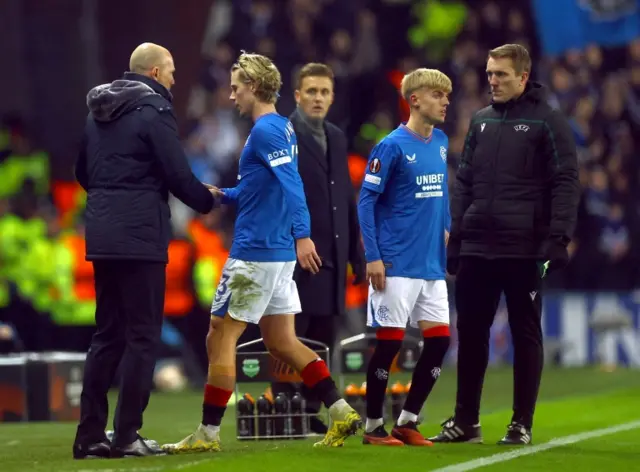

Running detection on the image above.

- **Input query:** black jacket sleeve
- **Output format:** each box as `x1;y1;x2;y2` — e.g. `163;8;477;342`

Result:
542;110;580;245
347;181;366;283
448;117;477;253
147;110;215;214
74;131;89;191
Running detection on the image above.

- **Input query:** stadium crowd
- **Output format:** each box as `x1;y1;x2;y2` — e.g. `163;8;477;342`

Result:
0;0;639;363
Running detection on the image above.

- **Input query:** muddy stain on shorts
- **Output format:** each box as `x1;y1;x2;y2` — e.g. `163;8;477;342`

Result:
228;262;262;312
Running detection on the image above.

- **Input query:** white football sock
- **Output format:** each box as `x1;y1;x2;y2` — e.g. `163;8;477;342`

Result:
328;398;349;416
365;417;384;433
397;410;418;426
201;423;220;437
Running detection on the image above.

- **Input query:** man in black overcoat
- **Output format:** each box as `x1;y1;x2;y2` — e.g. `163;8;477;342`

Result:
271;63;366;433
73;42;217;459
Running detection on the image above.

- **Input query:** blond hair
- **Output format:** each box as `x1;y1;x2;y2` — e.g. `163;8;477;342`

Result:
488;44;531;75
400;69;452;103
231;51;282;104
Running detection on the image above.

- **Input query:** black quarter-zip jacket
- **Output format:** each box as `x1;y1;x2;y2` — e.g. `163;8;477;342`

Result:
449;81;580;259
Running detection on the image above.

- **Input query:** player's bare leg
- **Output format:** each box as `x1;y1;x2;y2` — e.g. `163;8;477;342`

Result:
363;328;405;446
162;315;246;454
391;321;449;446
260;315;362;447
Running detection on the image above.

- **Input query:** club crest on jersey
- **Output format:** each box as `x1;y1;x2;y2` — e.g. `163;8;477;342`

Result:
369;158;381;174
440;146;447;162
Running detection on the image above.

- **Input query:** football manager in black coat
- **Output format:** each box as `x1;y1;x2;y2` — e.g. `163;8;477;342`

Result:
270;63;365;433
73;43;217;459
430;44;580;446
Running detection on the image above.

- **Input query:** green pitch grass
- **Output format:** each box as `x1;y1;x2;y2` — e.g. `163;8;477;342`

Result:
1;367;639;472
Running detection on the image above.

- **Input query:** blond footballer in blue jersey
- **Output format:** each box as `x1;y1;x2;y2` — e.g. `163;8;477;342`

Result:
358;69;452;446
163;52;361;454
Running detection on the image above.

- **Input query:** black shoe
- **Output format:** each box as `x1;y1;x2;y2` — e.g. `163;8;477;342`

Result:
73;441;111;459
111;436;166;458
497;422;532;445
309;415;328;434
428;416;483;443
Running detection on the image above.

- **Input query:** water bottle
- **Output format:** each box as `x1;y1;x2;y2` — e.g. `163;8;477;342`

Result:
256;394;274;439
290;392;306;439
237;393;255;440
274;393;290;438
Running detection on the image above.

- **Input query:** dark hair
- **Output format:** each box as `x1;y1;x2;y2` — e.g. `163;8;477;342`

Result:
488;44;532;75
295;63;335;90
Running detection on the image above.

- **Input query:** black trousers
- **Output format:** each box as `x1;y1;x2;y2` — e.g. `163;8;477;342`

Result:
75;260;165;446
271;313;337;413
454;257;543;429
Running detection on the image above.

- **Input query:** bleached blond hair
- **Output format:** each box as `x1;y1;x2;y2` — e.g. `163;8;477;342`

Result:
231;51;282;104
400;68;452;103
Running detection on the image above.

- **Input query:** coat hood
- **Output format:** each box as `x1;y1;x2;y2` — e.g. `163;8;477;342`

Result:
86;80;157;122
521;81;548;102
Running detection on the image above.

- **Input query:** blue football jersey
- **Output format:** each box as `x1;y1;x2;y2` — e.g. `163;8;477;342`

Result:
358;124;451;279
221;113;311;262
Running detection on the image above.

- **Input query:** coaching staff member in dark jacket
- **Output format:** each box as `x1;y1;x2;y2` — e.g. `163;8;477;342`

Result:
271;63;365;432
73;43;217;459
430;44;579;446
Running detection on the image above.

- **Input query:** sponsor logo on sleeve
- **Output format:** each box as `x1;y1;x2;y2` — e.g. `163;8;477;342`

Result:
267;149;292;167
365;174;381;185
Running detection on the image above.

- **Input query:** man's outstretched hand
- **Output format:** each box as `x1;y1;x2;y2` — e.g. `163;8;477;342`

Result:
203;183;224;199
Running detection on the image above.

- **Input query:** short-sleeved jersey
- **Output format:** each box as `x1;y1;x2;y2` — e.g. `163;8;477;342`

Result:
361;124;451;279
221;113;310;262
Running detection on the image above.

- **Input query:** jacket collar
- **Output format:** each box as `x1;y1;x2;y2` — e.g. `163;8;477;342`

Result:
291;108;321;130
122;72;173;102
491;81;547;110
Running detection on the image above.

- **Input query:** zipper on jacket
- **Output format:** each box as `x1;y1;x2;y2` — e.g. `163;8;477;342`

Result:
487;108;508;254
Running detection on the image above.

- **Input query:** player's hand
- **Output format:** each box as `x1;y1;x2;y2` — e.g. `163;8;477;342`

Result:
445;230;450;247
367;260;386;291
205;184;224;199
297;238;322;274
209;188;224;198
